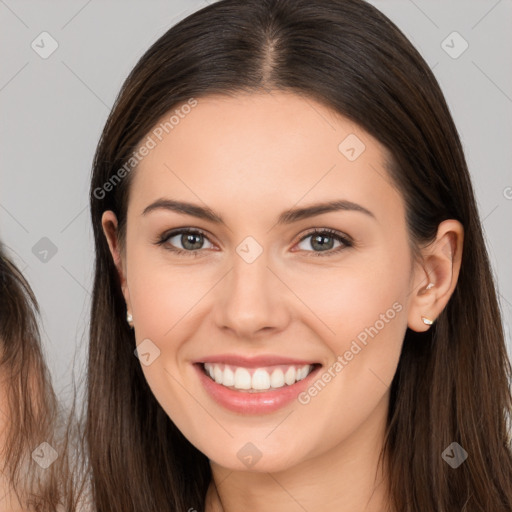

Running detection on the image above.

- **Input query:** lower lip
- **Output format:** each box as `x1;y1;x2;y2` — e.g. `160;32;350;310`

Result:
194;363;321;414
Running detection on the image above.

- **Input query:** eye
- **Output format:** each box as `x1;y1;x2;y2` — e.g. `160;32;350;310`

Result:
294;228;353;257
155;227;353;258
155;228;214;257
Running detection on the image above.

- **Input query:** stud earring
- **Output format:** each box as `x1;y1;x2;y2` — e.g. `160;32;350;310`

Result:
421;316;433;326
425;282;434;290
127;312;133;326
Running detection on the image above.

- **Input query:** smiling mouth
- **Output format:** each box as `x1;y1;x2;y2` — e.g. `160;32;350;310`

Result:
199;362;321;393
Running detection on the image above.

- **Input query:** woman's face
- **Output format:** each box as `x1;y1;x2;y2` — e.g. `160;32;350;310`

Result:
103;91;428;472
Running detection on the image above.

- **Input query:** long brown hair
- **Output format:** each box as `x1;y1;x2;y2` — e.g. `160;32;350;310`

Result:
86;0;512;510
0;243;72;511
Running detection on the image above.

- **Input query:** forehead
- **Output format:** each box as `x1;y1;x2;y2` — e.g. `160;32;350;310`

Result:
129;92;401;222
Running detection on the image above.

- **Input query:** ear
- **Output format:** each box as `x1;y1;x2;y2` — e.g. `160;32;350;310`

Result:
101;210;131;311
407;219;464;332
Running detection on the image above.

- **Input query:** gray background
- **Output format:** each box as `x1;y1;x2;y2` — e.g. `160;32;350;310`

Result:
1;0;511;401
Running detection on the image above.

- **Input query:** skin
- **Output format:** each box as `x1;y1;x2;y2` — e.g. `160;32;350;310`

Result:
102;91;463;512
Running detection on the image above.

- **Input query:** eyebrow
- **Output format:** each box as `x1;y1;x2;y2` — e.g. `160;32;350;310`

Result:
141;198;375;225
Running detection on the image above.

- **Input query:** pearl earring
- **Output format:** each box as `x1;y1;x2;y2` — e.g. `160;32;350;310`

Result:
127;312;133;325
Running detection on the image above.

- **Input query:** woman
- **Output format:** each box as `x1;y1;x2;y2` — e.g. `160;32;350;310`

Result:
86;0;512;510
0;243;71;511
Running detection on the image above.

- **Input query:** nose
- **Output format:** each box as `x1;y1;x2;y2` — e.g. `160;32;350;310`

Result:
213;246;291;340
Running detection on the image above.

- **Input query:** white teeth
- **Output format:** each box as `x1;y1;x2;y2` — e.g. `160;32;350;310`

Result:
234;367;251;389
223;366;235;387
203;363;314;391
270;369;285;388
297;365;309;381
214;365;223;384
284;367;296;385
251;369;271;390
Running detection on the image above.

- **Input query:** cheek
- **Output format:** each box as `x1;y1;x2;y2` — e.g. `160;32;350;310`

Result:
126;252;213;416
128;252;209;337
290;244;410;416
287;247;411;351
127;260;199;432
291;291;408;459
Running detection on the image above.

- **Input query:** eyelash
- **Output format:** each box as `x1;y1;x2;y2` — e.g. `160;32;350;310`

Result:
155;227;353;258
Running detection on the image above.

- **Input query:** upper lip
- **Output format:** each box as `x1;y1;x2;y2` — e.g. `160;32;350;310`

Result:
195;354;320;368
